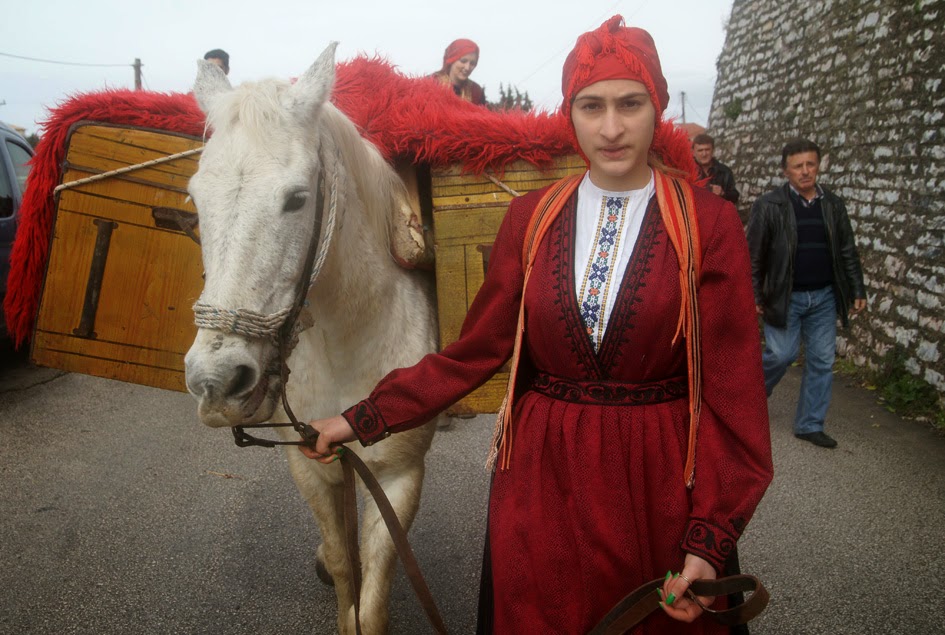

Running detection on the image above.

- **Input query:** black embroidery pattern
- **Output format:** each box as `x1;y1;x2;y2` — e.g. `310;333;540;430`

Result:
551;194;601;378
682;519;737;567
557;196;605;379
598;198;663;372
344;399;388;442
530;372;687;405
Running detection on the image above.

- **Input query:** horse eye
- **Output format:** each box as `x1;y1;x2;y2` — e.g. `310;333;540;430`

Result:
284;192;308;213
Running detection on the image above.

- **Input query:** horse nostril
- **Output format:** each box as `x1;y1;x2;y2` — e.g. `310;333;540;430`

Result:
227;364;258;398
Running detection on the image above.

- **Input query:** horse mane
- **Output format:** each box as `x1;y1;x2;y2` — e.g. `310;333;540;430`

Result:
320;103;398;253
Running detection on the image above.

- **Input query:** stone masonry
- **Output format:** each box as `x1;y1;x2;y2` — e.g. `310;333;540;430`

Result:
708;0;945;397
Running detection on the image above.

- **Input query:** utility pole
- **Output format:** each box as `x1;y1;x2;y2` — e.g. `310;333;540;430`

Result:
133;58;142;91
680;91;686;123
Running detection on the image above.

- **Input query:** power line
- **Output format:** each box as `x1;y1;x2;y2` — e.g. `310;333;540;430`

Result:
0;51;129;68
684;93;706;124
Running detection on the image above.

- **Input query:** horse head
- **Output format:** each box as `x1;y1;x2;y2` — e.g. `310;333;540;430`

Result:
184;43;338;427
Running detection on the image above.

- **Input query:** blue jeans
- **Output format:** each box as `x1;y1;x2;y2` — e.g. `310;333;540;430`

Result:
762;287;837;435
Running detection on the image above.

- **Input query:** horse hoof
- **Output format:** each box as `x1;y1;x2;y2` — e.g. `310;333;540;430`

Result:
315;557;335;587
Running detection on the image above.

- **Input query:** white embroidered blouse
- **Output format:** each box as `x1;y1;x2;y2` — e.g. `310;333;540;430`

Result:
573;170;655;351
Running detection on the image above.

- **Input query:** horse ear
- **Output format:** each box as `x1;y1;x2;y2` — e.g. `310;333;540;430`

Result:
286;42;339;120
194;59;232;114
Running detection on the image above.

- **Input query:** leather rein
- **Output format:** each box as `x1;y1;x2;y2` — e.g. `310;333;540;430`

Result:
196;167;448;635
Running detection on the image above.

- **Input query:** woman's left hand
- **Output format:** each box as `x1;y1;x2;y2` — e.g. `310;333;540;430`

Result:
659;554;717;623
299;415;357;463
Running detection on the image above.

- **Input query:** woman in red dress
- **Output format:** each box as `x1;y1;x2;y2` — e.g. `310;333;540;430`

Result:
431;38;486;105
306;16;772;634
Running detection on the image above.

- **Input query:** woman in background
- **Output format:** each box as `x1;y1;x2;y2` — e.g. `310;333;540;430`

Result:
431;38;486;105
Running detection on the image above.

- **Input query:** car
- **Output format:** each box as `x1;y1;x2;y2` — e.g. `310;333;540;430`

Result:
0;122;35;341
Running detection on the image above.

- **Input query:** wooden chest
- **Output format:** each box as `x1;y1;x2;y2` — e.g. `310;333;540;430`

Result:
430;154;585;414
31;124;204;392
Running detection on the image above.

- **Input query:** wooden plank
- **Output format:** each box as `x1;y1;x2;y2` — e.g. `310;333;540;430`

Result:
31;343;186;392
433;244;468;346
430;154;584;413
430;168;583;193
71;125;203;163
33;330;187;377
57;183;197;232
430;207;507;244
64;126;202;182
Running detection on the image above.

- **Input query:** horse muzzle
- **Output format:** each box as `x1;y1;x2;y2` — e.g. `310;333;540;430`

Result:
184;331;282;426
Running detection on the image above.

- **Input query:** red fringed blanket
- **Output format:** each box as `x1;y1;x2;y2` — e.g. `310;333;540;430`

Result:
5;55;693;347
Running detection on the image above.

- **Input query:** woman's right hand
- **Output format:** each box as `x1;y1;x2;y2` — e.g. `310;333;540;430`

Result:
300;415;357;463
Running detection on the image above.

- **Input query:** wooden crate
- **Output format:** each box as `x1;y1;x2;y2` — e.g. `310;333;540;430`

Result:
431;154;585;414
32;124;203;392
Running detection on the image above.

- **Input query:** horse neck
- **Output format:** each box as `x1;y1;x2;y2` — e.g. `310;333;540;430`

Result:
306;107;427;349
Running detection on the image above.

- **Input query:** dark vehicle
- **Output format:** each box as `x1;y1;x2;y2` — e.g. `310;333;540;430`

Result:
0;122;34;340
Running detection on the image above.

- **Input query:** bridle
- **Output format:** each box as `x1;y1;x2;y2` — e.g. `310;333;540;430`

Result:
190;158;448;634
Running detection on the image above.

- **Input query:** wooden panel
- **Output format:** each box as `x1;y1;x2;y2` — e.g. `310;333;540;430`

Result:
431;155;584;413
32;124;203;392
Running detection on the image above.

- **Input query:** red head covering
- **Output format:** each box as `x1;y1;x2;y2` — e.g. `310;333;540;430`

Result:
442;39;480;70
561;15;668;120
560;15;697;181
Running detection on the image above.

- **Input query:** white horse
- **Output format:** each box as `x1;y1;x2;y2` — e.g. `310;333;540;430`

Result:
184;43;440;634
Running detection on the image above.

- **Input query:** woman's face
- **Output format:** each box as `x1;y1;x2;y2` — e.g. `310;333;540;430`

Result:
448;54;478;86
571;79;656;191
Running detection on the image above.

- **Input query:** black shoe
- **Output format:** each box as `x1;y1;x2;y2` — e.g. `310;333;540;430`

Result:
795;431;838;448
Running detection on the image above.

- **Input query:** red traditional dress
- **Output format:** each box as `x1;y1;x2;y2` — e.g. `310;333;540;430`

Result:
343;173;773;634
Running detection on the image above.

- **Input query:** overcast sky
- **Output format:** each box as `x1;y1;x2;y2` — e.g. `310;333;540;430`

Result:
1;0;734;137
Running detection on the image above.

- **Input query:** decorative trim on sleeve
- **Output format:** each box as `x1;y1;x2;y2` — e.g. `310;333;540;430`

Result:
681;518;739;573
342;399;391;446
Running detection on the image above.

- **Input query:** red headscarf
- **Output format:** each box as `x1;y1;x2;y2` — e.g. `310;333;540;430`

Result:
560;15;697;181
561;16;668;119
442;39;480;71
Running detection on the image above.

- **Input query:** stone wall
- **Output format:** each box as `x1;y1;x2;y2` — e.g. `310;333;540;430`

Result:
709;0;945;397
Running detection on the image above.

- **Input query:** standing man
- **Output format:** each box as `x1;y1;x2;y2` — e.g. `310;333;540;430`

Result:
692;133;740;204
747;138;867;448
203;49;230;75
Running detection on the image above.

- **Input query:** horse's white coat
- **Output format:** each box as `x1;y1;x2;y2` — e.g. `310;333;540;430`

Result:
186;44;440;634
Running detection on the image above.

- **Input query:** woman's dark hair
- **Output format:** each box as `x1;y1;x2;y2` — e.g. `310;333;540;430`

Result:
781;138;820;168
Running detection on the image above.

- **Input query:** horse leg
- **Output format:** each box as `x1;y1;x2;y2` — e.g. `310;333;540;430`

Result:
356;461;426;635
285;452;357;634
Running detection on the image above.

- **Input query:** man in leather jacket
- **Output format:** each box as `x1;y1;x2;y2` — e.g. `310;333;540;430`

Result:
693;133;740;205
746;138;866;449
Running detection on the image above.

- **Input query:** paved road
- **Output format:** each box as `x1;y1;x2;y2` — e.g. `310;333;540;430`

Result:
1;347;943;634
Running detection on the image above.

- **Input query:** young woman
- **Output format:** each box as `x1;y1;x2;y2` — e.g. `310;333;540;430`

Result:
306;16;772;634
431;38;486;105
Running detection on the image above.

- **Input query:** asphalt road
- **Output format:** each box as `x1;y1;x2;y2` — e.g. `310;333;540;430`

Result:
1;346;943;634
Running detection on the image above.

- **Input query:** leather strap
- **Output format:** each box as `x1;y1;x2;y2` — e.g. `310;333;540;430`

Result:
339;447;449;634
588;574;769;635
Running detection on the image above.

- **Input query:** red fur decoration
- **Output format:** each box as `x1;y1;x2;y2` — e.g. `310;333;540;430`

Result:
4;56;696;347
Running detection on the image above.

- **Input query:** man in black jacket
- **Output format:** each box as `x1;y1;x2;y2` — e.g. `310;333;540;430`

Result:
692;133;739;205
747;138;866;449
